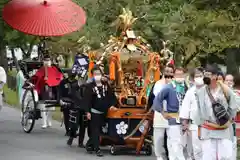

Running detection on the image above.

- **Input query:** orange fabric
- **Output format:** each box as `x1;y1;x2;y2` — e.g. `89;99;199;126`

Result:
201;124;226;130
154;68;160;81
88;61;95;78
201;121;229;130
109;60;115;80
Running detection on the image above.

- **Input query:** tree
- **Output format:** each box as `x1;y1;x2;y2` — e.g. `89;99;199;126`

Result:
157;0;240;67
0;0;8;69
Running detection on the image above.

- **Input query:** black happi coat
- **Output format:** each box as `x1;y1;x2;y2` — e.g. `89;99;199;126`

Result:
58;78;88;111
83;82;117;114
58;78;78;104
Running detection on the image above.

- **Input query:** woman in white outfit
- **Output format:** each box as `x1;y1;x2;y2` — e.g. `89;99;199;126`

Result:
180;67;204;160
0;66;6;111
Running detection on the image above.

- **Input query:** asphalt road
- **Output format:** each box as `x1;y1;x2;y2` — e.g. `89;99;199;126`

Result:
0;104;155;160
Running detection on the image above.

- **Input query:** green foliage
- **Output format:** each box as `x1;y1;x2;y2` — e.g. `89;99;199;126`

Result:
158;1;240;66
3;85;18;106
1;0;240;67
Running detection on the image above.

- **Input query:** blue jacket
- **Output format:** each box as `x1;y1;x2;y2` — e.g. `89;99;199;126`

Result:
153;82;186;125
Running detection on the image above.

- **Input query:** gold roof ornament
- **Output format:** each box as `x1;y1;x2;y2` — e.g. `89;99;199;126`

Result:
111;8;138;32
84;8;166;109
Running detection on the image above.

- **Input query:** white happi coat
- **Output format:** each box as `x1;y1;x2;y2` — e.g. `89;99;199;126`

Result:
179;86;202;160
195;84;238;160
152;79;168;160
153;79;169;128
0;66;6;111
0;66;6;92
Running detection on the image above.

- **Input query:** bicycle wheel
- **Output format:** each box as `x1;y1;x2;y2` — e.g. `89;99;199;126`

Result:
21;88;37;133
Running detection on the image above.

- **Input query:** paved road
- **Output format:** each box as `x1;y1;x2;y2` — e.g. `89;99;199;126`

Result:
0;104;155;160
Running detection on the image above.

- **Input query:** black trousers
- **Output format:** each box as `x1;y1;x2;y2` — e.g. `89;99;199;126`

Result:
77;110;88;144
86;112;104;150
62;108;70;133
63;107;88;144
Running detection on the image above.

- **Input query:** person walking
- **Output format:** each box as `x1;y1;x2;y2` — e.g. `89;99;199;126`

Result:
152;64;174;160
85;67;117;157
0;66;6;111
153;67;187;160
195;64;238;160
179;67;204;160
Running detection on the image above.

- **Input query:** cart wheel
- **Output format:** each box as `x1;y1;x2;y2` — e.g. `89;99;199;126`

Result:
144;144;152;156
21;89;37;133
110;146;117;155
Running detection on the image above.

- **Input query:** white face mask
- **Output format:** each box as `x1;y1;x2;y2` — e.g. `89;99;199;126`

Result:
175;78;185;83
44;61;51;67
194;77;204;86
226;82;233;88
94;75;102;82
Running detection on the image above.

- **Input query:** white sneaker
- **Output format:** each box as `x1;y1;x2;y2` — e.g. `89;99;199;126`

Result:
47;121;52;127
42;124;47;129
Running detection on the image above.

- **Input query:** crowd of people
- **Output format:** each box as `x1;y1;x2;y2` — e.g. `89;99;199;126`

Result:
1;54;240;159
152;63;240;160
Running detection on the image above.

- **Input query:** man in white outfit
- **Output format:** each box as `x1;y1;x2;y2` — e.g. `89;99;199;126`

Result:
40;55;55;128
153;67;187;160
180;67;204;160
0;66;6;111
153;64;174;160
195;65;238;160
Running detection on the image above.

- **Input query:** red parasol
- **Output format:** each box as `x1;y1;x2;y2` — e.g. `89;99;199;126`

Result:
2;0;86;36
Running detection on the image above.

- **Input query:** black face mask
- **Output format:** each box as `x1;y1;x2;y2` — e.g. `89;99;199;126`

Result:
164;75;174;79
203;77;211;85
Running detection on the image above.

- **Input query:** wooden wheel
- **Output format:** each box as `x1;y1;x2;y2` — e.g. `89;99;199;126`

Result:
110;145;117;155
144;144;152;156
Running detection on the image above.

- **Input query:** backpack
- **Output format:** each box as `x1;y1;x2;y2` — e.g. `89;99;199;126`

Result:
207;82;231;126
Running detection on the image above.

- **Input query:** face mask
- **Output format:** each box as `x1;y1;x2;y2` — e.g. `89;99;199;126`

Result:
175;78;185;83
94;75;102;82
203;77;211;85
194;77;204;86
226;82;233;88
44;61;51;67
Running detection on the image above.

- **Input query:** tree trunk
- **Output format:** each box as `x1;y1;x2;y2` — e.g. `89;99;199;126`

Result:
64;55;69;68
182;51;200;67
226;48;239;75
11;48;20;71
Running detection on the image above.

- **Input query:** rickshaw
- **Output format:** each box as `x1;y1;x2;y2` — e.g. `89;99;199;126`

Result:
19;58;66;133
86;8;172;155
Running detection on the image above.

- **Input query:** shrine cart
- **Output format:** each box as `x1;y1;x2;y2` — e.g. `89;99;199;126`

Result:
86;8;172;156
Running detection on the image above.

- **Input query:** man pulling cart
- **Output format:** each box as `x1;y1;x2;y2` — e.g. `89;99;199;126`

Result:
2;0;87;133
59;53;90;147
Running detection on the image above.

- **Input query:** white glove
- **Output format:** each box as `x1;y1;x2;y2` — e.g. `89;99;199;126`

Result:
60;100;68;106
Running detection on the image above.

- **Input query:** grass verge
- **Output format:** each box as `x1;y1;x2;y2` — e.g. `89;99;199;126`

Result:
3;85;19;106
3;85;62;121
